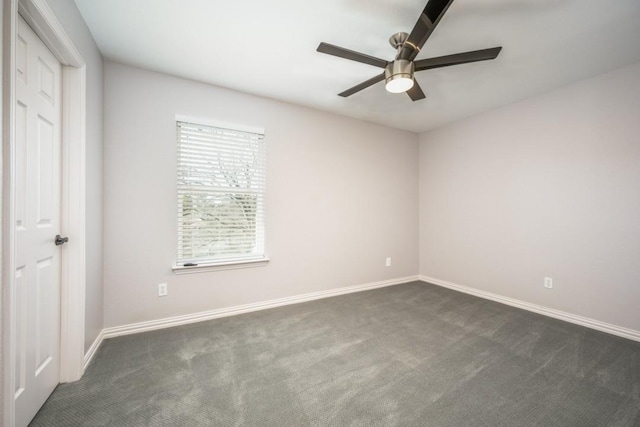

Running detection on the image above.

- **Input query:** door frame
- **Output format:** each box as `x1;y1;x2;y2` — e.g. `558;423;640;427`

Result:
2;0;87;425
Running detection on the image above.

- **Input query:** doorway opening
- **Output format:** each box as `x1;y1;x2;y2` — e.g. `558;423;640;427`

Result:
3;0;87;425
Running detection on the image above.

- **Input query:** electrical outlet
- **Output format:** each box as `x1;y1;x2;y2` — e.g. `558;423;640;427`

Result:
158;283;168;296
544;277;553;289
386;257;392;267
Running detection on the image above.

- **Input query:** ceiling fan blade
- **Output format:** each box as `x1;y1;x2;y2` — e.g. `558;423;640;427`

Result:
406;81;426;101
338;73;385;97
317;42;389;68
414;47;502;71
399;0;455;62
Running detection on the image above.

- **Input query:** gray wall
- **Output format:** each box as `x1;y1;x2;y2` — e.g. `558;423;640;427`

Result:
419;62;640;331
46;0;104;353
103;61;419;328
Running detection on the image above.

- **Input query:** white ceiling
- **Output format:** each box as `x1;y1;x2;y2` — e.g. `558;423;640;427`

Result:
74;0;640;133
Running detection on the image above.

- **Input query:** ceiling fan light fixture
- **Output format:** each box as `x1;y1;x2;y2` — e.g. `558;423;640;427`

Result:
385;60;415;93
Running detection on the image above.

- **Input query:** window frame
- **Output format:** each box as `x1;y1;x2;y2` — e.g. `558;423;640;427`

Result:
172;115;268;274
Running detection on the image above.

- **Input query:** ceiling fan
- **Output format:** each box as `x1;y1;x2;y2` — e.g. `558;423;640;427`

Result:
316;0;502;101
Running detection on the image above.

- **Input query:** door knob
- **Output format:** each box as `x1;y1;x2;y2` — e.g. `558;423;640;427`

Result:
55;235;69;246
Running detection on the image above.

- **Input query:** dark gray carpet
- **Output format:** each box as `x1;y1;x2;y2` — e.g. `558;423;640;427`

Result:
31;281;640;426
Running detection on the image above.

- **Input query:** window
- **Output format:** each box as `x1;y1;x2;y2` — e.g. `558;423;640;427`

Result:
176;119;266;270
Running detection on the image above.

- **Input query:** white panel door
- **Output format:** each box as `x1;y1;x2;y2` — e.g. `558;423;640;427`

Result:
14;16;63;427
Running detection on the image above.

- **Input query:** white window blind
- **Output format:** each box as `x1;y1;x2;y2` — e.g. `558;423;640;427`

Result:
177;120;266;265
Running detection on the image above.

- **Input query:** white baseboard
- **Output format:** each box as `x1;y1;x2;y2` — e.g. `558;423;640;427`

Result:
83;329;105;372
102;275;420;339
420;275;640;342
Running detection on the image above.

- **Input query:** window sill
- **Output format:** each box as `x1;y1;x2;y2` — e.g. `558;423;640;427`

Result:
172;258;270;275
